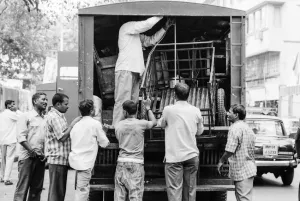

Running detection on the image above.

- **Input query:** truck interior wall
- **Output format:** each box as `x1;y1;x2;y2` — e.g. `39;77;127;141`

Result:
92;16;239;126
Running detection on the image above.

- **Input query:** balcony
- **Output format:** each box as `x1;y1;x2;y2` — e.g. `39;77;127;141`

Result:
246;27;283;58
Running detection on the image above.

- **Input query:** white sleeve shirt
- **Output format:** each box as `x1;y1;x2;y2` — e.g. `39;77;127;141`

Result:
115;17;165;75
69;116;110;170
160;101;203;163
0;109;19;145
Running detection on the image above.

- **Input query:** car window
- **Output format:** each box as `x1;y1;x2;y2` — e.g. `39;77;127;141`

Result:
246;120;284;136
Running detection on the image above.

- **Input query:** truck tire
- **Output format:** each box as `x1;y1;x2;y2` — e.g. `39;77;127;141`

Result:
211;191;227;201
281;168;294;186
217;88;226;126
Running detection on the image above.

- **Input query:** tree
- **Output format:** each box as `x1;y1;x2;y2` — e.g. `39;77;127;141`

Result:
0;0;55;83
0;0;129;84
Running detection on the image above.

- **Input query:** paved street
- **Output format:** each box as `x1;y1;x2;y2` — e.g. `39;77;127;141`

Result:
0;163;76;201
0;162;300;201
227;168;300;201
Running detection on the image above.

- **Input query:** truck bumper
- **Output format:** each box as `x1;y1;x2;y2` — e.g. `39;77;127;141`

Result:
256;160;298;168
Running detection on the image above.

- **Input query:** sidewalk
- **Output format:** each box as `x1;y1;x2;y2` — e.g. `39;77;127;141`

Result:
0;162;76;201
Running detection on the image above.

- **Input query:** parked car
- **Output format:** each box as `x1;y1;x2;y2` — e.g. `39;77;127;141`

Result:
246;115;297;185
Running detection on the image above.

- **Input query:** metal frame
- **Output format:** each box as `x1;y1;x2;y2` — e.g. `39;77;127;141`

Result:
78;16;94;102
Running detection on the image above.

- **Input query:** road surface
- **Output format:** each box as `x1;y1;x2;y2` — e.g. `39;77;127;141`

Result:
0;162;299;201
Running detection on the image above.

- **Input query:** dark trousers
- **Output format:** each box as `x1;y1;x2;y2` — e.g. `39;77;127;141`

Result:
48;164;68;201
13;158;45;201
165;156;199;201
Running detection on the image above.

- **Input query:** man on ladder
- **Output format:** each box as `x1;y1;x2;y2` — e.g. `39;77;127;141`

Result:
112;16;174;126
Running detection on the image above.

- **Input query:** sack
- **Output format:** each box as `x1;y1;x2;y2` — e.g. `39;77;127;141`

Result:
93;95;102;122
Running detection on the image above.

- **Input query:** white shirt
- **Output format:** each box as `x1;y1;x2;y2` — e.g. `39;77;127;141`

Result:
69;116;110;170
159;101;204;163
0;109;19;145
115;16;165;75
17;110;46;160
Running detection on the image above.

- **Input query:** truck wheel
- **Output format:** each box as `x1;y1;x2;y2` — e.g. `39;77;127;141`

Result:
217;88;226;126
211;191;227;201
281;168;294;186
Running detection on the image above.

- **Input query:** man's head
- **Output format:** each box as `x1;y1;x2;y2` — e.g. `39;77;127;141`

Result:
5;100;16;111
174;83;190;101
122;100;138;117
227;104;246;123
52;93;69;113
32;92;48;111
79;99;95;117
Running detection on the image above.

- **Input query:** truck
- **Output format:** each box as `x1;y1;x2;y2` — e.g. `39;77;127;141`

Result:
77;1;246;201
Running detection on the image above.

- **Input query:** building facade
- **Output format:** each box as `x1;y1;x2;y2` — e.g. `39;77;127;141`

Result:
203;0;300;117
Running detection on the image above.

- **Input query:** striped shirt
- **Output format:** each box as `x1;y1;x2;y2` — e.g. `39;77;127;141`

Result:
45;108;70;166
225;120;257;181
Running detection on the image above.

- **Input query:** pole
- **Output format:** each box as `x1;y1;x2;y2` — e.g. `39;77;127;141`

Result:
264;54;267;107
174;20;177;85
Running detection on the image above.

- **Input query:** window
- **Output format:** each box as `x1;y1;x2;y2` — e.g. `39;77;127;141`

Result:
60;67;78;80
255;9;261;31
273;6;281;28
247;6;267;34
246;52;280;81
261;6;266;28
248;13;254;34
246;17;249;33
247;120;284;136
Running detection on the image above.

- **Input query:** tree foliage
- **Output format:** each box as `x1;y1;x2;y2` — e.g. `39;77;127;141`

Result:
0;0;52;82
0;0;131;84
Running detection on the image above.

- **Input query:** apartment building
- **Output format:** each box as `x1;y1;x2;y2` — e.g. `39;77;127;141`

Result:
203;0;300;117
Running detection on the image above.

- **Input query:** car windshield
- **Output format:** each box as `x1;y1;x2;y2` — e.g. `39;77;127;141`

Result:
246;120;284;136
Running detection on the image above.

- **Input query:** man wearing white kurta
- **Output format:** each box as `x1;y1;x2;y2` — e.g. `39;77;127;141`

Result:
0;100;19;185
113;17;172;126
69;100;110;201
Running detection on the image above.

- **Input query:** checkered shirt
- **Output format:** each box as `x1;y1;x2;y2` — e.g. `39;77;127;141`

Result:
225;120;257;181
45;108;71;166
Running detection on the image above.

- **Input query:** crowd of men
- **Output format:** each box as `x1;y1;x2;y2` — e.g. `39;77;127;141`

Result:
0;15;256;201
0;86;256;201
